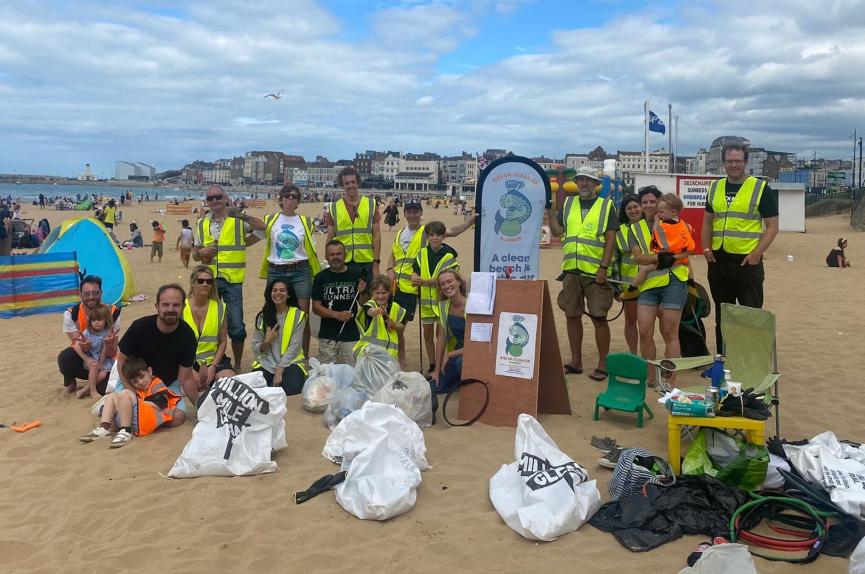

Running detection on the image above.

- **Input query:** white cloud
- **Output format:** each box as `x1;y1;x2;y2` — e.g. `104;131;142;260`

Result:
232;117;281;127
415;95;435;106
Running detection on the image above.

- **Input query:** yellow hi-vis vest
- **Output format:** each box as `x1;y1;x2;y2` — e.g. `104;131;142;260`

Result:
708;176;766;255
258;213;321;279
638;221;691;293
615;225;638;284
562;196;613;274
392;225;426;294
417;247;459;319
353;300;407;359
251;307;308;375
182;299;225;364
329;197;374;263
436;299;460;353
197;215;247;283
104;205;116;225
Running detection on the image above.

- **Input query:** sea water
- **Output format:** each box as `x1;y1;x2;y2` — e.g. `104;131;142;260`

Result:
0;182;192;203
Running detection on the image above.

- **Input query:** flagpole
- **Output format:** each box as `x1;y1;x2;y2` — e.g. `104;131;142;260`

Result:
668;104;673;173
644;101;649;174
675;115;679;173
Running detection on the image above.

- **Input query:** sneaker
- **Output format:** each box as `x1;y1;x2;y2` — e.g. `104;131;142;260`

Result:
80;426;111;443
110;429;133;448
590;435;619;454
597;447;622;469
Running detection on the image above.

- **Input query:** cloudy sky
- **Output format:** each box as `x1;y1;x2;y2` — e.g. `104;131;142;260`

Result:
1;0;863;176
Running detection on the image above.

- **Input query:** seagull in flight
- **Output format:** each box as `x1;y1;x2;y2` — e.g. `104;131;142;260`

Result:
264;90;284;100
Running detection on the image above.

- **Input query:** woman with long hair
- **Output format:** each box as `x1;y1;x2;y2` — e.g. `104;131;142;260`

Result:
250;278;308;395
430;268;467;394
183;265;235;389
615;194;643;354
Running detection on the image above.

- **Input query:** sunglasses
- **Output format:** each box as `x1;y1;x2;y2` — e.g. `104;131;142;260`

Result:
195;277;214;285
205;194;224;202
281;194;300;200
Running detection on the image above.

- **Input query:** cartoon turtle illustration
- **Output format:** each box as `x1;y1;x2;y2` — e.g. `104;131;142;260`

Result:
494;179;532;237
276;224;300;260
505;316;530;357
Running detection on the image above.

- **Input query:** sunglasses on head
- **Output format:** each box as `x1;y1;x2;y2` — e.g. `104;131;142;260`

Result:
195;277;214;285
205;194;224;201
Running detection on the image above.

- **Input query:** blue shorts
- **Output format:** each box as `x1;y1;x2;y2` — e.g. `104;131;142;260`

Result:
393;288;418;323
216;278;246;342
637;276;688;310
267;263;313;299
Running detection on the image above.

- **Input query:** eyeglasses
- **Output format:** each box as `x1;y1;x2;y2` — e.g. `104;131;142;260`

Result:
205;194;224;201
195;278;214;285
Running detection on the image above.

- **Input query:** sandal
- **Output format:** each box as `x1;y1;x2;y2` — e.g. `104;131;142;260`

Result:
588;369;607;382
563;364;583;375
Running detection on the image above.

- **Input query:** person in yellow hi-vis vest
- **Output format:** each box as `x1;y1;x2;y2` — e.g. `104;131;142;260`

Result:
546;166;618;382
353;275;406;360
386;199;476;368
250;279;308;395
192;186;265;371
325;166;381;288
183;265;235;389
411;221;459;375
701;143;779;353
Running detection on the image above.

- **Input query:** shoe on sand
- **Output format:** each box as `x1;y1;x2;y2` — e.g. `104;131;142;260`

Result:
597;447;623;469
110;429;132;448
590;435;619;454
80;426;111;443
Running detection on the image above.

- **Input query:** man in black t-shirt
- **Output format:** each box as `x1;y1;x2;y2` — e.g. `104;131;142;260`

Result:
312;240;367;365
701;144;779;353
117;284;198;426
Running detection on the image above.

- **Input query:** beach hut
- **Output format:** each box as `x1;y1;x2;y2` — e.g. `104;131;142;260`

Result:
39;218;135;306
0;252;81;318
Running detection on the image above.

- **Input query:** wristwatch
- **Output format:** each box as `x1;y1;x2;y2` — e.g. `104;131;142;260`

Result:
373;259;381;263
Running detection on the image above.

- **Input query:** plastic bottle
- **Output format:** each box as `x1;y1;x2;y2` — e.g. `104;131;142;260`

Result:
710;355;725;388
721;369;732;399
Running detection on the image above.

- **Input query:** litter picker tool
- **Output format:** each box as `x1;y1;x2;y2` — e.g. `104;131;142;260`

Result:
333;280;362;349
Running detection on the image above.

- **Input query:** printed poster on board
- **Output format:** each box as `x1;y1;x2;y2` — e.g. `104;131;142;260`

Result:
495;312;538;380
474;156;551;279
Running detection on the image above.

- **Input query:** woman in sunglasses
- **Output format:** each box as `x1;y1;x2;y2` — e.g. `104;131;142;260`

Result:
182;265;235;389
257;184;321;355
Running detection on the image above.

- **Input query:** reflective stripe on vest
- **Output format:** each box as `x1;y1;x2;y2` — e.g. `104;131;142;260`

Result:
418;249;459;319
197;215;247;283
392;225;426;294
354;301;406;359
709;177;766;254
436;299;459;353
182;299;225;364
616;226;638;283
258;213;321;280
562;196;613;274
329;197;374;263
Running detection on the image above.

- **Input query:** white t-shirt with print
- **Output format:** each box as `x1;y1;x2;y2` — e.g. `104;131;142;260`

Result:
267;214;310;265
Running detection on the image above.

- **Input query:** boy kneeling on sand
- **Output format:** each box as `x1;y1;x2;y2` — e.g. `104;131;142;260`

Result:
80;356;181;448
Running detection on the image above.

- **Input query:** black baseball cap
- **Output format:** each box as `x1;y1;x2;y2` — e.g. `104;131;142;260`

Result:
404;199;423;211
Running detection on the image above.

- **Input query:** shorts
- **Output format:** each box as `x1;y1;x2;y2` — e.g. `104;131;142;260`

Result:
393;288;418;323
421;317;437;325
638;275;688;310
150;241;164;257
194;355;233;373
557;272;614;319
317;340;356;366
166;380;188;413
267;263;313;299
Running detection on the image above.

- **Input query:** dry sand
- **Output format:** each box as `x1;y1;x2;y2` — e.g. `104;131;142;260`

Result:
0;198;860;573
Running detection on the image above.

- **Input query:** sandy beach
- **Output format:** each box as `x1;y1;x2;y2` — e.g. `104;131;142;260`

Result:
0;197;860;573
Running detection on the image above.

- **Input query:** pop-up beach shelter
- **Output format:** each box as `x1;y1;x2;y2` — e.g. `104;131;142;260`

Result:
0;252;81;318
39;218;134;306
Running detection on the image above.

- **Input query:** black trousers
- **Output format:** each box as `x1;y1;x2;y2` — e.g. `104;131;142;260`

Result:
254;365;305;396
57;347;109;394
706;258;764;354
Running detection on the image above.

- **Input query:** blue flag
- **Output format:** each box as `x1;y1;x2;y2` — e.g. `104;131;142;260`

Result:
649;111;665;134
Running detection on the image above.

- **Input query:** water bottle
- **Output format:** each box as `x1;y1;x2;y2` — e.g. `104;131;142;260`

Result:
705;354;725;389
721;369;732;399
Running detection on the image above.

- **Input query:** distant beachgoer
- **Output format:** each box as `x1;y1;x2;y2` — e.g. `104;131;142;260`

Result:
151;220;165;262
0;202;11;256
826;237;851;268
71;303;117;400
79;355;181;448
384;201;399;231
103;199;117;229
177;219;193;268
39;193;46;210
12;203;22;220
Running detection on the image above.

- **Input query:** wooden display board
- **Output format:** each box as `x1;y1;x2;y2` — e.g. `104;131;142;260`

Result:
458;279;570;426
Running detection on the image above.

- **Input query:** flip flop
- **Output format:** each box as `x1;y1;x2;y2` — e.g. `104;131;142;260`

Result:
563;364;583;375
588;369;608;382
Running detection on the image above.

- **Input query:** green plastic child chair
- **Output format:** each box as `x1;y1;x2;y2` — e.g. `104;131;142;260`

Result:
593;353;654;428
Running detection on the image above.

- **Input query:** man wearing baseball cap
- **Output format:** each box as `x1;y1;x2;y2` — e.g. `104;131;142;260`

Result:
546;166;618;381
386;198;476;368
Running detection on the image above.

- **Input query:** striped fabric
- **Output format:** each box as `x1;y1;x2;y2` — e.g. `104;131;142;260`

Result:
0;252;80;318
609;447;676;501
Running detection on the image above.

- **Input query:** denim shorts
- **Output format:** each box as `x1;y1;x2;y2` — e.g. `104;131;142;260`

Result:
637;275;688;310
216;278;246;341
267;263;312;299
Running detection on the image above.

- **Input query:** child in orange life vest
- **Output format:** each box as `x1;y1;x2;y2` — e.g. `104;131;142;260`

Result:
354;275;405;359
79;356;181;448
632;193;696;287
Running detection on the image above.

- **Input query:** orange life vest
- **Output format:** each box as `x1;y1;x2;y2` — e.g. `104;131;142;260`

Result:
650;219;695;265
134;376;181;436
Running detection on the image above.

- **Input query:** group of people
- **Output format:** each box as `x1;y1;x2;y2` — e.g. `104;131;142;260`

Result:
550;142;779;386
